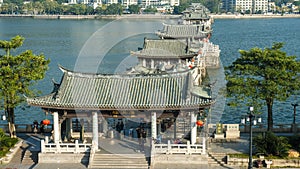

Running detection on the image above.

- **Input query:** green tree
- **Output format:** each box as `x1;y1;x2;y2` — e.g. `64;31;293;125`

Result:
105;3;123;15
0;35;50;138
225;42;300;131
143;6;157;13
128;4;140;14
173;3;189;14
254;132;291;157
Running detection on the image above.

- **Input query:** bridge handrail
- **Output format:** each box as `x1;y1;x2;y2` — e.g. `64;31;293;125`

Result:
41;140;91;153
152;140;204;155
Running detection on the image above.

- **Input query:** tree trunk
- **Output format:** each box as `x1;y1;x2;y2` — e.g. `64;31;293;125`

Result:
266;99;273;131
7;107;17;138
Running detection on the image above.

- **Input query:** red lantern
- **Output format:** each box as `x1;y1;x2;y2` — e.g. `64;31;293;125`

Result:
42;119;51;125
196;120;204;127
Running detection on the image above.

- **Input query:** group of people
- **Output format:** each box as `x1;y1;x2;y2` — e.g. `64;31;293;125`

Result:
32;120;45;134
114;121;149;152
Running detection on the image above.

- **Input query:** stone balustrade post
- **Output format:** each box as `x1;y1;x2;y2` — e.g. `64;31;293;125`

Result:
187;141;190;155
56;142;60;154
41;140;45;153
167;140;171;154
75;140;79;154
202;137;206;154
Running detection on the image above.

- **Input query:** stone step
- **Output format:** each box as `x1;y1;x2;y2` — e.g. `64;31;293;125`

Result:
90;154;149;169
93;159;147;164
90;165;148;169
207;152;227;167
22;150;38;165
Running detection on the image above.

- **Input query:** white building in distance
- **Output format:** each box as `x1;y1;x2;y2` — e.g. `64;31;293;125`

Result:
235;0;268;13
68;0;179;8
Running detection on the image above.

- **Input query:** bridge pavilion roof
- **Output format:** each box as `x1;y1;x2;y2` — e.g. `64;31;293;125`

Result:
130;39;196;59
156;23;210;39
27;66;213;111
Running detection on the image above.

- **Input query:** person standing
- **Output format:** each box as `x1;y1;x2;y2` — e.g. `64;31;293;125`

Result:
120;121;124;132
140;128;147;152
40;121;44;134
136;127;141;151
32;120;38;134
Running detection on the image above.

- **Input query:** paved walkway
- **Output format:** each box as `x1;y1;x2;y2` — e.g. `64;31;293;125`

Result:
208;134;249;154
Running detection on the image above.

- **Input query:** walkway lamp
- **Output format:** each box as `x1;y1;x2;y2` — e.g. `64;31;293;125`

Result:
1;111;6;121
241;106;262;169
291;103;298;125
291;103;298;133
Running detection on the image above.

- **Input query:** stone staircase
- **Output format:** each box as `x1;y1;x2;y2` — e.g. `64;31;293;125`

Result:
89;153;149;169
21;149;38;165
207;152;227;167
3;140;38;168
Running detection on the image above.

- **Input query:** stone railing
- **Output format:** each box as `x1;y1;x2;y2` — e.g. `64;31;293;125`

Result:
152;140;205;155
227;156;300;168
240;123;300;133
0;124;53;133
41;140;91;153
208;123;300;134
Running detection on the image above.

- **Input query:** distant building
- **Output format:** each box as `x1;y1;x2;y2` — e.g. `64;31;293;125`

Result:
67;0;179;9
222;0;268;13
268;2;276;12
235;0;268;13
123;0;138;7
169;0;179;6
107;0;118;5
221;0;235;12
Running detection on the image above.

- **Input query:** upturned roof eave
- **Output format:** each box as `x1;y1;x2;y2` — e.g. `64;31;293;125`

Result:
28;102;214;111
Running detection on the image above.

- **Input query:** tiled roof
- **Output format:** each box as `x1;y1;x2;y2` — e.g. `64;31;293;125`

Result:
131;39;195;58
181;13;210;20
156;24;210;38
27;66;213;110
181;3;211;20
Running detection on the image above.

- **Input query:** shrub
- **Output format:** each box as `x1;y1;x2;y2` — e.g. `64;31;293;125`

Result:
0;129;19;157
253;131;291;158
287;135;300;152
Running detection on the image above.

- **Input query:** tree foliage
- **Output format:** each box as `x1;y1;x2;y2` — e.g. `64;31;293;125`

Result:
143;6;157;13
128;4;140;14
173;3;189;14
0;129;18;157
254;132;291;157
225;42;300;131
0;35;50;138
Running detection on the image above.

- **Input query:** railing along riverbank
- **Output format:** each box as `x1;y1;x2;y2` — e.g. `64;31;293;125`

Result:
0;124;53;133
239;123;300;133
208;123;300;134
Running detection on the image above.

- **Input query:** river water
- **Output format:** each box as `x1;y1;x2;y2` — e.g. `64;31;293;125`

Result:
0;17;299;125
